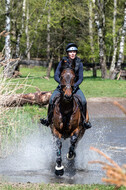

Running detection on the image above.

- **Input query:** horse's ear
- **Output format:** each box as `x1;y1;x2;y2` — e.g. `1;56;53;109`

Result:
62;56;67;62
61;57;67;68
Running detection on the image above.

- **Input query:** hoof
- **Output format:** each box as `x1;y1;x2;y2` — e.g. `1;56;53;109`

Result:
55;165;64;176
67;152;76;161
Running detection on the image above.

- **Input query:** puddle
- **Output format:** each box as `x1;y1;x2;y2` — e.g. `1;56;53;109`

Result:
0;117;126;184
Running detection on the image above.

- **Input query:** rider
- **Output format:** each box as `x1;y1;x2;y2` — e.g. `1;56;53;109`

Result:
40;43;92;129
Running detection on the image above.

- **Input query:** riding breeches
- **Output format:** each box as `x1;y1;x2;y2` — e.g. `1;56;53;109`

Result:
49;87;61;105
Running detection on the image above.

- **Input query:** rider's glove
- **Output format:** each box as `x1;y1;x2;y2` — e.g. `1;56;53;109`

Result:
58;84;62;91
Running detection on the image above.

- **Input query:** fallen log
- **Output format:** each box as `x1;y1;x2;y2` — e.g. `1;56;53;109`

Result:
0;91;52;107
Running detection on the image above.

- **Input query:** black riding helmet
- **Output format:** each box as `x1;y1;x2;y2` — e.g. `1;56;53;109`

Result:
66;43;78;52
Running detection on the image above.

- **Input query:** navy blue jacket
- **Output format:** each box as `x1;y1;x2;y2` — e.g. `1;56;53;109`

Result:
54;56;83;88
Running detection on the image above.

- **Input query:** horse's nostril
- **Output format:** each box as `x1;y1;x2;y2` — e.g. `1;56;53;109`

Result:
65;94;72;99
65;95;68;99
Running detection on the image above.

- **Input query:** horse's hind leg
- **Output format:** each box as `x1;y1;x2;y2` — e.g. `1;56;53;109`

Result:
67;134;78;160
55;138;64;176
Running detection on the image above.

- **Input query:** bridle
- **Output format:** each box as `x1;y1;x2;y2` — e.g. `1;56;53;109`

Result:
60;68;75;102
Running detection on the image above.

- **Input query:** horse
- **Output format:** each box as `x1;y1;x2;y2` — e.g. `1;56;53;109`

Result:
50;66;86;176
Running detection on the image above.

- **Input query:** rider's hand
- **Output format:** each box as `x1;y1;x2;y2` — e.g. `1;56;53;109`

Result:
58;84;62;90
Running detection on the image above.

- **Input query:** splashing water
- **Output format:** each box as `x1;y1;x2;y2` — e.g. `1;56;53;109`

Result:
0;117;125;184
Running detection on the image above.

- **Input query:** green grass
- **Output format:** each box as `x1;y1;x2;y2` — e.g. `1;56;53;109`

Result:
0;107;39;156
1;66;126;123
0;184;126;190
8;66;125;120
11;66;126;98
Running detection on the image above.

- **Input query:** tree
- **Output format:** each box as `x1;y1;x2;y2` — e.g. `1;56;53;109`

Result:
3;0;12;78
89;0;97;77
110;2;126;79
93;0;107;79
113;0;117;50
46;0;51;78
0;0;126;79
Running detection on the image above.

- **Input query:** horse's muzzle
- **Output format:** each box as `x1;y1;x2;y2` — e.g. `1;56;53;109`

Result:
64;94;72;101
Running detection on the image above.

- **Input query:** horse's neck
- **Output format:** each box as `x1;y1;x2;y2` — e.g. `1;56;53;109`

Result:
60;99;73;115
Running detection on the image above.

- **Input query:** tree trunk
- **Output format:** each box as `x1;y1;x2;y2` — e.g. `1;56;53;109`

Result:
3;59;20;78
109;34;120;79
25;2;30;60
22;0;26;30
111;3;126;79
15;0;26;58
5;0;11;60
89;0;97;77
0;91;52;107
46;54;54;78
46;0;51;78
25;1;48;57
4;0;12;78
15;33;21;58
113;0;117;50
94;0;107;78
109;0;117;79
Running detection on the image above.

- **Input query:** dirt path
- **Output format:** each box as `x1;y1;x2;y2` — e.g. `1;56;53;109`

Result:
87;97;126;118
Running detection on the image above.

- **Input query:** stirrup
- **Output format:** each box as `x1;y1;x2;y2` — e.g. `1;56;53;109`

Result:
40;118;50;127
83;121;92;129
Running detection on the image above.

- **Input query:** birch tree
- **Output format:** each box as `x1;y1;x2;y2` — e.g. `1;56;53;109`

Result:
4;0;12;78
111;2;126;79
93;0;107;79
15;0;26;58
89;0;96;77
109;30;120;79
5;0;11;61
24;0;48;57
113;0;117;50
109;0;117;79
46;0;51;78
25;1;30;60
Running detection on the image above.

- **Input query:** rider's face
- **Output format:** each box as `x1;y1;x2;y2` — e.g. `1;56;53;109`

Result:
68;51;77;60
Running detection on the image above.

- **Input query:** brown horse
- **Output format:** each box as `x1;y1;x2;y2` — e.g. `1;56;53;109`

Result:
50;67;85;176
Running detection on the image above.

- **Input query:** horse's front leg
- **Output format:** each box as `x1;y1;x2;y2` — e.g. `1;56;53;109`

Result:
55;138;64;176
67;133;78;160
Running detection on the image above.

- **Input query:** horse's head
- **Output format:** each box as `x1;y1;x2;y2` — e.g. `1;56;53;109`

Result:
60;68;75;101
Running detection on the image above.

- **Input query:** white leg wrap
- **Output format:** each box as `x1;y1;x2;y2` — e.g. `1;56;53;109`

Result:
67;153;75;160
55;165;64;171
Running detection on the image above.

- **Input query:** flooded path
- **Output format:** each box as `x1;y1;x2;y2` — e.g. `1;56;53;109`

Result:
0;99;126;184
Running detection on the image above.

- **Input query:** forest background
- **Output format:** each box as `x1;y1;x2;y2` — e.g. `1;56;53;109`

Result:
0;1;126;188
0;0;126;80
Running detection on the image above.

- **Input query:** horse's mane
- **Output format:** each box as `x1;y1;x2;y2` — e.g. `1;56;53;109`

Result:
60;58;75;74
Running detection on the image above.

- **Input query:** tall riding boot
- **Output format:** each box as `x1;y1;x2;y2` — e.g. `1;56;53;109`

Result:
82;105;92;129
40;104;54;126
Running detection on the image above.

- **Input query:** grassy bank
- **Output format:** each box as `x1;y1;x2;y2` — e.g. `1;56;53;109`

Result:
12;66;126;119
0;183;126;190
11;66;126;98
